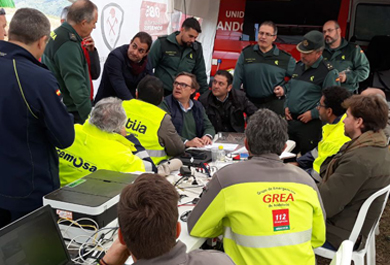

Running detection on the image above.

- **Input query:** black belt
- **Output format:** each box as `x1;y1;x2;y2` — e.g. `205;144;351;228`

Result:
248;94;284;104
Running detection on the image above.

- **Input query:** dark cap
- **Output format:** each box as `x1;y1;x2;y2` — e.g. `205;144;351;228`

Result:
296;30;324;53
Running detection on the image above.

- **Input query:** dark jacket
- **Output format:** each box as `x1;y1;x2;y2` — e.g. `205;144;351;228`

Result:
0;41;75;212
95;44;153;102
199;89;257;133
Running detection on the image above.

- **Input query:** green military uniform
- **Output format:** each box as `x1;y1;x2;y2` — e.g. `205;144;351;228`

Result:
42;22;91;124
323;38;370;92
233;44;296;115
149;31;208;95
286;56;340;155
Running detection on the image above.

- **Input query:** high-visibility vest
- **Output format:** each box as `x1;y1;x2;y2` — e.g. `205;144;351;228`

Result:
313;114;350;173
123;99;169;165
58;122;145;186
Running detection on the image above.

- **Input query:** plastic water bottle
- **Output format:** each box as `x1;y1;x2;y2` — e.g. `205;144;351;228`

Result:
217;145;225;162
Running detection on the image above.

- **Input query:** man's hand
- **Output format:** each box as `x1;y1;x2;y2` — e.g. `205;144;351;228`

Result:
101;238;131;265
201;135;213;146
339;72;347;83
285;107;292;121
297;111;312;123
185;137;205;148
274;86;284;97
289;162;299;166
82;36;95;52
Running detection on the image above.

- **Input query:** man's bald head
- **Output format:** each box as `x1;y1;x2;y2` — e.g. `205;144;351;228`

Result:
361;88;386;100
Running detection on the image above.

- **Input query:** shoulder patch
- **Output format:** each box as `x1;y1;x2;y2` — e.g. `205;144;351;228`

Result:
158;35;168;40
69;33;77;42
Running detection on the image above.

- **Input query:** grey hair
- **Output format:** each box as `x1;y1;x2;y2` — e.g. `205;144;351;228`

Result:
245;109;288;156
89;97;127;134
8;8;50;45
60;6;70;22
67;0;97;24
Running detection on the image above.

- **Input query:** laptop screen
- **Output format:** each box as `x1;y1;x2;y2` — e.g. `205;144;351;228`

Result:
0;205;70;265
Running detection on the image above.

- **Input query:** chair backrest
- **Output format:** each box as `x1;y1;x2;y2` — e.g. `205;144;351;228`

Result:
349;184;390;245
330;240;354;265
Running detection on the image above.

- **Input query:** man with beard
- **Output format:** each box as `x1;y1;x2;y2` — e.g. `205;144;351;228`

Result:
95;32;153;102
149;17;208;95
322;20;369;93
319;95;390;250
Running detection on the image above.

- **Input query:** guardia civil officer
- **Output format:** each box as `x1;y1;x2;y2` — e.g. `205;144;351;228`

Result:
43;0;98;124
149;17;208;95
285;31;340;155
233;21;296;115
322;20;369;93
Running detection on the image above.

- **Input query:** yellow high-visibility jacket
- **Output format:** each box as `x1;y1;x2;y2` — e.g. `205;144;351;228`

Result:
188;154;326;265
313;114;350;173
123;99;169;165
58;122;145;186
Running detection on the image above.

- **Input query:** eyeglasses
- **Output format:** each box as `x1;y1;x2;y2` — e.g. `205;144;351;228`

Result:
316;102;327;109
258;31;276;37
173;81;192;89
0;8;5;15
322;28;339;34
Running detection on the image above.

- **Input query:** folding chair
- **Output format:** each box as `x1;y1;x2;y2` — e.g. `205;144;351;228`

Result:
315;184;390;265
330;240;354;265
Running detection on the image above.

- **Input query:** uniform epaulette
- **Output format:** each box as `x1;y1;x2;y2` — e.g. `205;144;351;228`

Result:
69;33;78;42
243;44;253;51
279;49;292;56
192;41;201;51
323;61;334;71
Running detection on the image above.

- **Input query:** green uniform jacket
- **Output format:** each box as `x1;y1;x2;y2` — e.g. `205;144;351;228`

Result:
233;44;296;98
188;154;326;265
285;57;340;119
149;31;208;94
323;39;370;92
42;22;91;124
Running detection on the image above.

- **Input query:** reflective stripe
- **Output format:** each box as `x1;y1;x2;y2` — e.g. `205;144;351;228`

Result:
311;170;322;183
146;149;167;157
142;161;154;171
136;150;150;159
310;148;319;159
224;227;312;249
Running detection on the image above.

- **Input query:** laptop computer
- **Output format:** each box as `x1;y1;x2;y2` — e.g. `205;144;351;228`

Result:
0;205;76;265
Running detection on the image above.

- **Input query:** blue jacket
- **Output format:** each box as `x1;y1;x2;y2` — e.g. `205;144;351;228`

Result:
0;41;75;212
95;44;153;102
